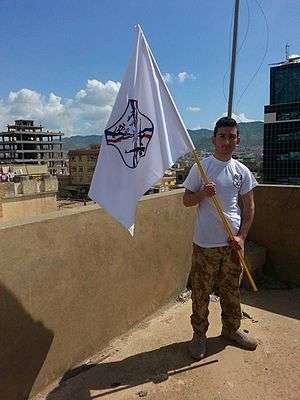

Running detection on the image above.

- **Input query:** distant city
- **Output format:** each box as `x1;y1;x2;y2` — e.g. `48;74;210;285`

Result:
0;55;299;220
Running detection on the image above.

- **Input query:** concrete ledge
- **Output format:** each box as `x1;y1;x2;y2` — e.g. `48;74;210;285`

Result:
1;191;58;202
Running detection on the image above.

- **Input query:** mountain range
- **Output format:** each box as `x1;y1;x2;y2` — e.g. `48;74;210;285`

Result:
60;121;264;153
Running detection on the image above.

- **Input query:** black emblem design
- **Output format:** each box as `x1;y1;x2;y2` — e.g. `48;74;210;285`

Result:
105;99;154;168
233;173;242;190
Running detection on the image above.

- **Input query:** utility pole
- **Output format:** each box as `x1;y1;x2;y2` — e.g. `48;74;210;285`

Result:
227;0;240;118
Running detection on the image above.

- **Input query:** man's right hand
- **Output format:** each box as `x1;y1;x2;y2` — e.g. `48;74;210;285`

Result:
202;182;216;198
183;182;216;207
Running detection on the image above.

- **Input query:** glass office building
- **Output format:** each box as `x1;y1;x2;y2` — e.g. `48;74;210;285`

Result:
263;58;300;184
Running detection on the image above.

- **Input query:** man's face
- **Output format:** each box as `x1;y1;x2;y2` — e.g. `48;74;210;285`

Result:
212;126;240;158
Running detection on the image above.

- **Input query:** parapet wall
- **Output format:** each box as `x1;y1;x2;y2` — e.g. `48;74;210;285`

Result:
0;190;195;398
0;185;299;398
248;184;300;284
0;175;58;220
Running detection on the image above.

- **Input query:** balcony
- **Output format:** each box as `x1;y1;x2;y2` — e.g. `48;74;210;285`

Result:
0;185;299;399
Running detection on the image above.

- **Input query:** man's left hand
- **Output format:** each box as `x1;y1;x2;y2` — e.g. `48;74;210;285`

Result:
228;235;245;253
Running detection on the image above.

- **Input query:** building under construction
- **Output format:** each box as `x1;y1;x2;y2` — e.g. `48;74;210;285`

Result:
0;120;65;174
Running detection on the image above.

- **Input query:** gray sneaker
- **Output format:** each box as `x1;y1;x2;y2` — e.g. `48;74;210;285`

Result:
221;328;258;350
188;333;206;360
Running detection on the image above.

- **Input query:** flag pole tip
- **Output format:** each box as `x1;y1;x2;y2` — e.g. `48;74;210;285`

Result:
134;24;142;31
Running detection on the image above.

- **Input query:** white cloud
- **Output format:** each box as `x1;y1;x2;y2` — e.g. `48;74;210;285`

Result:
162;71;196;84
74;79;120;106
0;79;121;136
191;125;202;130
214;112;256;125
231;112;255;123
177;71;196;83
187;106;201;113
162;72;173;84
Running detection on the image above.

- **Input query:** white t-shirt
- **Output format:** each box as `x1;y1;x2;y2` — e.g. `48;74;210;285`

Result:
183;155;258;248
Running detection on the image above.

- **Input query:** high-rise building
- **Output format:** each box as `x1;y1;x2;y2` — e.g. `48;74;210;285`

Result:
0;120;65;174
263;56;300;184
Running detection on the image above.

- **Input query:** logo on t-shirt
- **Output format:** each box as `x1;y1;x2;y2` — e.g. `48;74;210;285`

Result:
233;173;242;190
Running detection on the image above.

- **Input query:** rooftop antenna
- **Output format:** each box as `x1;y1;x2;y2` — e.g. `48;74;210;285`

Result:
285;43;290;60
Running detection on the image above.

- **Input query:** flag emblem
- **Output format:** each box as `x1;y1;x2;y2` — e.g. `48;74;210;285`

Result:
105;99;154;169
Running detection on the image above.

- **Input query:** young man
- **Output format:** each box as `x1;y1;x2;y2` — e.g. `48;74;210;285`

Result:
183;117;258;359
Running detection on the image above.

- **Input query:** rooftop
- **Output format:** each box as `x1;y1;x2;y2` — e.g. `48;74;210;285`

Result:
271;55;300;66
0;185;299;399
35;289;300;400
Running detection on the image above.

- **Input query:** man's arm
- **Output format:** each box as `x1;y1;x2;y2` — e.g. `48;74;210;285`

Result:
239;190;255;240
183;182;216;207
229;190;255;251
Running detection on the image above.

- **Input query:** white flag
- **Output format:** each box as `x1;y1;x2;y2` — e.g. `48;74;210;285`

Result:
89;25;195;235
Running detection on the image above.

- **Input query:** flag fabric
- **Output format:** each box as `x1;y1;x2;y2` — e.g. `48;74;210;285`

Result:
89;25;195;235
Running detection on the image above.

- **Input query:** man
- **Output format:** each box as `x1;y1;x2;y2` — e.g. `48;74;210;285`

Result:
183;117;258;360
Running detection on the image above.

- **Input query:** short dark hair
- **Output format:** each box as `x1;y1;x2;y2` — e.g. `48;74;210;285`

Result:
213;117;239;137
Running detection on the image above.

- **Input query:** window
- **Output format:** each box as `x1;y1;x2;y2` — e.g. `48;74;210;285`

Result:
290;152;300;160
271;64;300;104
276;152;300;161
276;131;300;141
277;111;300;121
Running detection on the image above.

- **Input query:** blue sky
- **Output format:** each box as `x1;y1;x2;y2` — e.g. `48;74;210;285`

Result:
0;0;299;135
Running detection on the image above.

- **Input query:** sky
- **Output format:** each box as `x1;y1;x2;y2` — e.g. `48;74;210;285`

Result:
0;0;299;136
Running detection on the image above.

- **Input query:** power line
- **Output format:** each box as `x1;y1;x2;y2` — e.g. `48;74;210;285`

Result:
235;0;269;109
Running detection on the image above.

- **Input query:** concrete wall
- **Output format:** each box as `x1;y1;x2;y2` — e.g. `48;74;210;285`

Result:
248;184;300;284
1;193;57;221
0;190;194;399
0;176;58;221
0;185;299;398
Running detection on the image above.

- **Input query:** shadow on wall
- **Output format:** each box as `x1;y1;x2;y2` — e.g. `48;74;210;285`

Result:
0;282;54;400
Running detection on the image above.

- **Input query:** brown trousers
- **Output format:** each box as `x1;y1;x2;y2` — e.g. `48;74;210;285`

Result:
190;243;243;336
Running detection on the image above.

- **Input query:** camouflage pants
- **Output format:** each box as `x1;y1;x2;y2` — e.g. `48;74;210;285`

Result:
190;243;243;336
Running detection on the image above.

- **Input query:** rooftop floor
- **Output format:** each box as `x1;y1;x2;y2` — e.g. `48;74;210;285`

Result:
35;289;300;400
